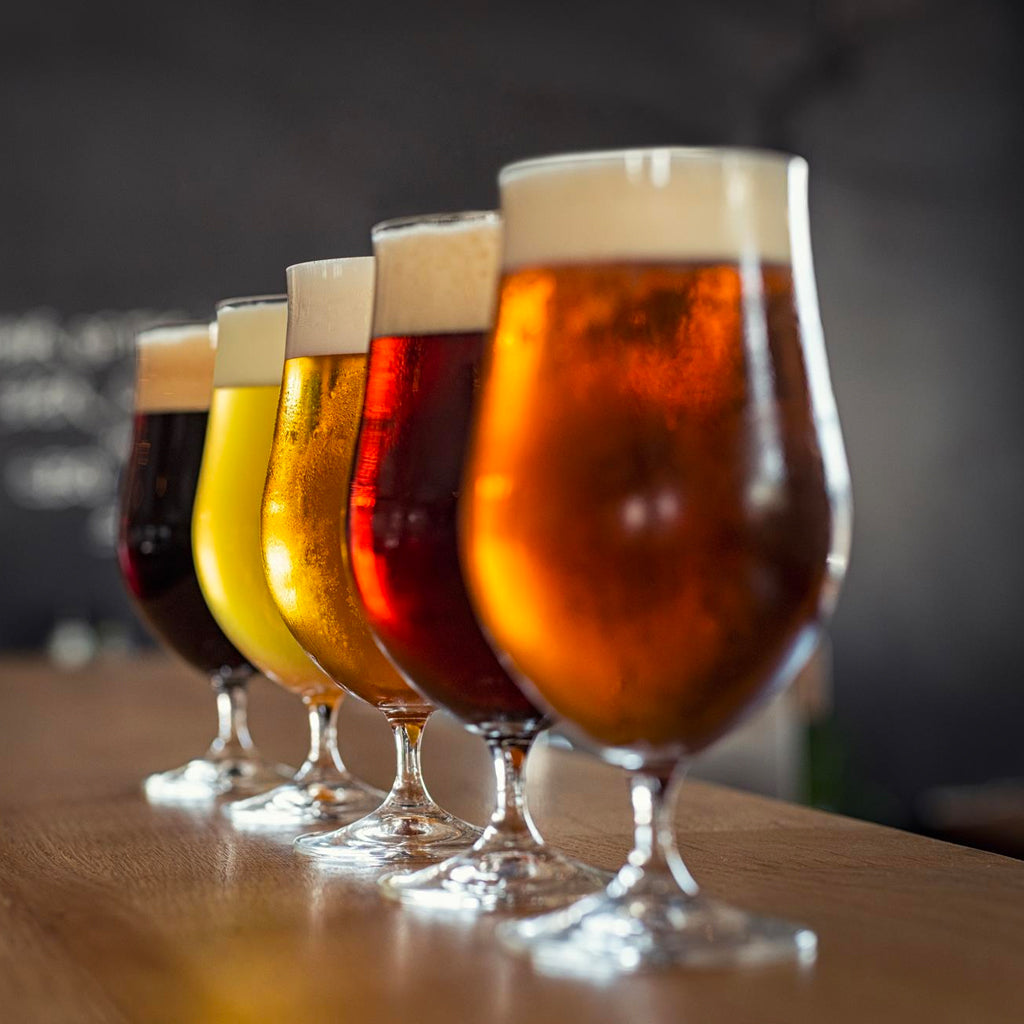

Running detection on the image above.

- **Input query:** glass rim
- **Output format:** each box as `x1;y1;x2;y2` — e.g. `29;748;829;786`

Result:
371;210;499;240
499;146;801;185
285;255;374;275
136;318;211;337
215;293;287;312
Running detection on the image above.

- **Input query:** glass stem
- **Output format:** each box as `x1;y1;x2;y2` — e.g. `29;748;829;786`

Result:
380;714;434;812
293;699;346;785
483;736;543;846
615;766;698;898
208;674;255;758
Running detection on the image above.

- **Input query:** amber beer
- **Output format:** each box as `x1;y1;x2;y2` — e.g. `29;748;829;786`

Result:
464;153;846;757
261;259;425;715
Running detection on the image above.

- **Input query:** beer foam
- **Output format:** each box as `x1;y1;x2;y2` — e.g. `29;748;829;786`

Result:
371;213;502;337
500;148;800;267
285;257;375;358
135;322;216;413
213;296;288;388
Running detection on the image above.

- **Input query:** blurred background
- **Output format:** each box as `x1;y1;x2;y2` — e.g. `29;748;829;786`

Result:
1;0;1022;848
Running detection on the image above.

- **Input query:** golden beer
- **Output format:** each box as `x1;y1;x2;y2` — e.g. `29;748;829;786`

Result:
262;352;429;714
284;255;479;864
193;305;339;705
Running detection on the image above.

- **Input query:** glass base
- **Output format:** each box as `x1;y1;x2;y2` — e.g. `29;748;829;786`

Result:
224;775;384;828
294;802;481;868
498;884;817;977
143;754;293;805
380;833;609;912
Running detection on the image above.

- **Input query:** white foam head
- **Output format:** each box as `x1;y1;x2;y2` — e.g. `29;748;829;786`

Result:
135;321;216;413
285;258;375;358
499;148;802;268
213;296;288;388
371;212;502;337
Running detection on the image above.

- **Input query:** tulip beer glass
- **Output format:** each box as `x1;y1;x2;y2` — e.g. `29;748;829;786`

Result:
118;321;290;802
193;296;380;826
463;148;852;971
261;260;477;864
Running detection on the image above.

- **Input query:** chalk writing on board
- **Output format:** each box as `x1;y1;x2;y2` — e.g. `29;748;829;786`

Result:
0;308;183;555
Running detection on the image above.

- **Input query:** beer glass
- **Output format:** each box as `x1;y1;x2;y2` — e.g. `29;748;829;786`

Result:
118;321;291;803
260;259;478;865
463;149;852;971
345;212;603;909
193;296;381;826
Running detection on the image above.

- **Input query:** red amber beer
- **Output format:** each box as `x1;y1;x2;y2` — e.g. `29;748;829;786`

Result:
349;214;542;735
354;213;602;912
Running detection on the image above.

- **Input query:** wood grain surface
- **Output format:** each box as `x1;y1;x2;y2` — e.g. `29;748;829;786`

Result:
0;654;1021;1024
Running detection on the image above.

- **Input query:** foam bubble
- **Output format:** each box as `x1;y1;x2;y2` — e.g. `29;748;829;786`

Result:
213;297;287;389
371;213;501;337
135;322;215;413
286;257;375;358
500;148;799;267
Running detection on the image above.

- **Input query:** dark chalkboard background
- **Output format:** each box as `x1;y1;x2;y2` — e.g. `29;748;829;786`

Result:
1;0;1022;828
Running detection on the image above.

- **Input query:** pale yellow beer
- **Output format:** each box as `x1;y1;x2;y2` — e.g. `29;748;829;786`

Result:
193;297;339;704
262;351;429;714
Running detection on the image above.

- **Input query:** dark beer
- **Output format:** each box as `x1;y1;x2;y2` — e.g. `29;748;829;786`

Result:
119;409;251;676
117;324;251;678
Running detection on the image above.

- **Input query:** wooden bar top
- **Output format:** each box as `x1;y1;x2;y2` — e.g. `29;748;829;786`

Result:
0;655;1021;1023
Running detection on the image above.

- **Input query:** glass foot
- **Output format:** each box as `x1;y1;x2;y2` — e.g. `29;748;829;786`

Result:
144;754;293;805
294;802;481;868
498;883;817;977
380;832;609;912
225;775;384;827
